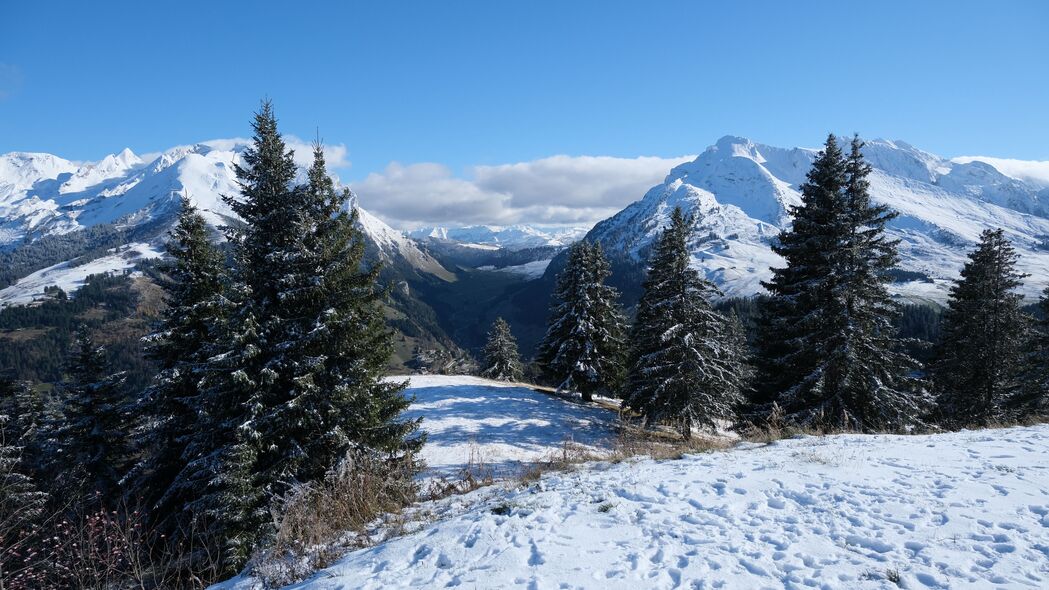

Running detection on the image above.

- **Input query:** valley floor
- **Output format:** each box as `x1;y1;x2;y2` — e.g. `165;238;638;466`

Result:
218;379;1049;589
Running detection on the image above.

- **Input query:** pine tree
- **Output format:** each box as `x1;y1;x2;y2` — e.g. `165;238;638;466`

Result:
198;105;421;569
1017;286;1049;417
0;375;53;483
51;326;132;500
128;198;226;541
625;208;750;439
0;410;47;586
481;317;524;381
248;142;423;486
933;228;1031;426
756;135;928;431
537;241;626;402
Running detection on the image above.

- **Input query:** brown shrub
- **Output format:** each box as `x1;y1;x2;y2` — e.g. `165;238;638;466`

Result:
250;448;418;589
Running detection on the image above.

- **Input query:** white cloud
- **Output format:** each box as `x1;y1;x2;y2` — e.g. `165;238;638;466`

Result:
952;156;1049;189
285;136;350;170
351;154;694;229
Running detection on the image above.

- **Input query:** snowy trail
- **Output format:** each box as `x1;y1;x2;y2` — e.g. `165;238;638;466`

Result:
398;375;618;481
235;425;1049;589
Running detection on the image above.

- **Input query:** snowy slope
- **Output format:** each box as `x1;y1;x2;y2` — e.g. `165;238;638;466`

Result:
579;136;1049;301
399;375;617;480
219;424;1049;589
409;225;590;251
0;242;163;307
476;258;552;279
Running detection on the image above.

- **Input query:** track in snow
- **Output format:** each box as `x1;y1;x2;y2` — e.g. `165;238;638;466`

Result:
399;375;618;481
238;424;1049;589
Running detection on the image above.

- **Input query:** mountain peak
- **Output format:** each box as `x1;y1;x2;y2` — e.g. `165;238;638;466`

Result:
577;135;1049;301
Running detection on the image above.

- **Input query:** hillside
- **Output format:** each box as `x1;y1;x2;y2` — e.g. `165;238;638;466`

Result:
214;381;1049;589
398;375;617;481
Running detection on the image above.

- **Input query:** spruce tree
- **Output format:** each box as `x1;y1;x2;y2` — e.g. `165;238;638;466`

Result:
537;241;626;402
190;101;302;567
51;327;132;500
198;105;422;569
249;142;423;486
1017;286;1049;417
625;208;750;439
0;375;56;495
0;410;47;585
128;198;226;540
756;135;928;431
481;317;524;381
933;228;1031;426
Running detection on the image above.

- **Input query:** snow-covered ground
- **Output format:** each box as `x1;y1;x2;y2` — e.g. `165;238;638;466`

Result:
0;242;162;307
399;375;617;481
475;259;553;279
222;422;1049;589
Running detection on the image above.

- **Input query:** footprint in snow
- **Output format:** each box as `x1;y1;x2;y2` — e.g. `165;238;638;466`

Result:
527;540;545;566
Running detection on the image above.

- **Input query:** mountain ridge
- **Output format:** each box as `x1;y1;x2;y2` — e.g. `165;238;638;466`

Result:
559;135;1049;303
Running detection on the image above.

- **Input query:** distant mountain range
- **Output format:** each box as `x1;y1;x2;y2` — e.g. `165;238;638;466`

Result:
408;224;589;251
3;135;1049;362
559;136;1049;303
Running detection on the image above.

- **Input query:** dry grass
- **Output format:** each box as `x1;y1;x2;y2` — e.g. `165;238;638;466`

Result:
608;424;732;461
423;442;495;501
250;449;418;589
514;425;733;486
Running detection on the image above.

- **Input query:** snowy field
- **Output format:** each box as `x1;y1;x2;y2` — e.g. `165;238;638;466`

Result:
0;242;162;307
221;422;1049;589
397;375;617;481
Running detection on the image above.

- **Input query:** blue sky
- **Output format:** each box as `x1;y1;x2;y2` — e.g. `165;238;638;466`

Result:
2;1;1047;227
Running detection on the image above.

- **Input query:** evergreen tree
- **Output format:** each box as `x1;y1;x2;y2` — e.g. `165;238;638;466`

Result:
128;198;226;540
933;228;1031;425
198;105;421;569
248;142;423;486
1017;286;1049;417
756;135;928;431
0;409;47;586
481;317;524;381
51;326;132;500
625;208;750;439
0;375;53;481
537;241;626;402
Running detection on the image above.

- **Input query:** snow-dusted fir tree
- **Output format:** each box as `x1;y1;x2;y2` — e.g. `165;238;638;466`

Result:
128;197;226;543
537;242;626;402
0;374;51;477
200;105;421;569
247;142;422;481
0;412;47;576
756;135;928;432
188;101;303;567
1016;286;1049;416
51;327;131;500
933;229;1031;426
625;208;750;439
481;317;523;381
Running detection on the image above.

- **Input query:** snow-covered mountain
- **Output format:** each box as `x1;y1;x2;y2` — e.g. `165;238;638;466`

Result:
574;136;1049;302
408;224;589;251
0;141;452;304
